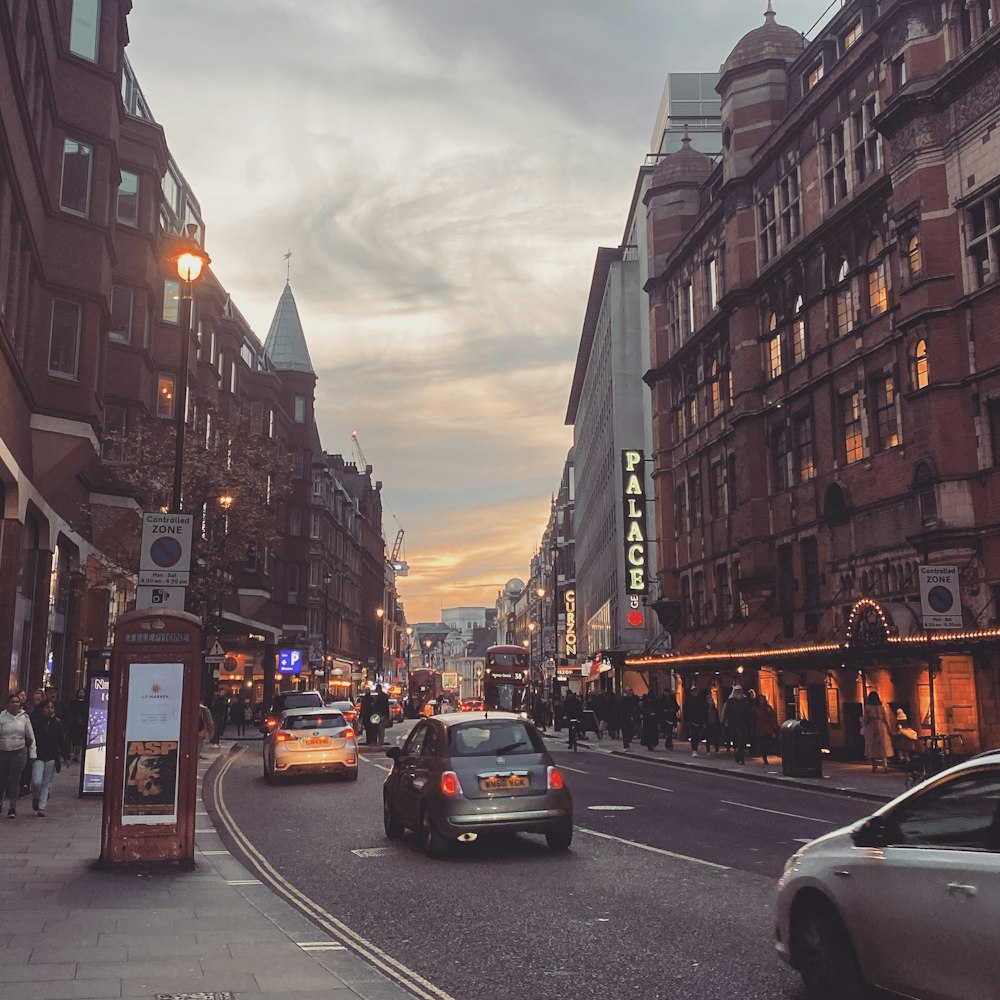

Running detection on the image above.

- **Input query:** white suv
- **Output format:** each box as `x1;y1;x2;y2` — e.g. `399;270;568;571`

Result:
776;749;1000;1000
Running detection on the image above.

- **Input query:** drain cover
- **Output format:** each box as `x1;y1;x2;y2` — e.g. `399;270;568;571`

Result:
351;847;392;858
155;994;235;1000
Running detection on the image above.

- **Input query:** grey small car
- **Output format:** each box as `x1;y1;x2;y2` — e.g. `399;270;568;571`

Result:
383;712;572;857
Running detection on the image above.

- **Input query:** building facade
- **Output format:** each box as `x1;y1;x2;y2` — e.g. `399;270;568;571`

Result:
638;0;1000;754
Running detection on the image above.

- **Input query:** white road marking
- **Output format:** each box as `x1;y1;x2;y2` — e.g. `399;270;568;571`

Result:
720;800;836;824
559;765;589;774
794;838;814;844
587;805;635;811
201;850;230;855
577;827;730;870
609;776;673;793
227;879;263;885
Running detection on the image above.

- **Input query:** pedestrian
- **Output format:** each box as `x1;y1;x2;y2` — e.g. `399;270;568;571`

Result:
704;695;721;754
0;693;35;819
532;693;548;732
893;708;918;763
67;688;87;762
29;699;64;816
620;688;639;750
605;691;620;740
359;689;376;744
210;688;230;744
861;690;894;773
661;688;679;749
373;684;390;744
684;687;708;757
197;701;214;758
640;694;659;751
235;701;248;738
721;685;754;765
752;693;780;764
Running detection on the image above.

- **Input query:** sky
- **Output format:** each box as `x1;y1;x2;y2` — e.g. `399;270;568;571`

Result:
126;0;834;623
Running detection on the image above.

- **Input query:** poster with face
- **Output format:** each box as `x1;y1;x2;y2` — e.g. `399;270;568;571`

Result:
121;662;183;824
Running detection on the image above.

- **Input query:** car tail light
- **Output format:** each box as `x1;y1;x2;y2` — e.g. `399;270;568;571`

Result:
275;732;299;743
440;771;463;797
342;728;355;739
266;717;279;729
547;766;565;790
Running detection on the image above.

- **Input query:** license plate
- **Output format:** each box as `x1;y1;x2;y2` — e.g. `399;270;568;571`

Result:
479;774;529;791
304;736;331;747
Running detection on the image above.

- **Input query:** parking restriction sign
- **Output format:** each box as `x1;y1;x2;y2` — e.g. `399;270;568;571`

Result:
139;513;193;586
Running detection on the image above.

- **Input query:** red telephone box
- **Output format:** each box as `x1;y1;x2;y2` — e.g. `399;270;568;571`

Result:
100;609;202;868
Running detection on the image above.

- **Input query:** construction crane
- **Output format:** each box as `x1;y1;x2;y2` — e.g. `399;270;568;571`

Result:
352;429;408;576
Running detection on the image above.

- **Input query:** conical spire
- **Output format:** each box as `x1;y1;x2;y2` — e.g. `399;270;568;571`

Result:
264;282;315;374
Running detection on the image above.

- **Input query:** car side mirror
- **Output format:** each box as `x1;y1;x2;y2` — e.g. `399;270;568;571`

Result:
851;815;892;849
386;747;401;761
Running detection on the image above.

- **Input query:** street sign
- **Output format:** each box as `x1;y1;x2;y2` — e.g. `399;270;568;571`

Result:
919;565;963;629
139;512;193;586
204;639;225;664
136;585;186;611
278;648;302;675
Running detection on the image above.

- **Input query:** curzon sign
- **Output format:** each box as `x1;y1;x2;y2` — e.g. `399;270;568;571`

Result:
564;589;577;658
621;450;648;595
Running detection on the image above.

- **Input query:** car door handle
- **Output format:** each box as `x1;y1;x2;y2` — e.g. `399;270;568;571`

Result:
947;882;978;897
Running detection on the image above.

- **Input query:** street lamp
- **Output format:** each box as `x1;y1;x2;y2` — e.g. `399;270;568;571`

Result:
424;638;433;670
170;228;211;513
217;494;234;632
323;571;332;692
375;607;385;682
535;586;546;684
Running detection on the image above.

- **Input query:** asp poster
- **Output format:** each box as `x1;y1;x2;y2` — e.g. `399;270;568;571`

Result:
121;662;183;824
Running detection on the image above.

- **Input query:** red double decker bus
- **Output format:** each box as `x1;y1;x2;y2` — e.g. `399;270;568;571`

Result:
483;645;530;713
407;668;441;713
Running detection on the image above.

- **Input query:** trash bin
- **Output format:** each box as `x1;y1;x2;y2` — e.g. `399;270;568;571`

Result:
780;719;823;778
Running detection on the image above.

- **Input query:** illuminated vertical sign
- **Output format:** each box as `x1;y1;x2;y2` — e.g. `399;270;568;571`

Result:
564;589;577;657
621;449;648;595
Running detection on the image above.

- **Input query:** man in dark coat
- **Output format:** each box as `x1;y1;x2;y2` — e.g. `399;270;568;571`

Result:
721;685;754;765
210;688;230;745
640;694;659;751
620;689;640;750
359;690;376;744
373;684;390;744
684;687;709;757
662;689;680;750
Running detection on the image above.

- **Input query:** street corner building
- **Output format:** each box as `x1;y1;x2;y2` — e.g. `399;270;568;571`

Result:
628;1;1000;755
0;2;389;707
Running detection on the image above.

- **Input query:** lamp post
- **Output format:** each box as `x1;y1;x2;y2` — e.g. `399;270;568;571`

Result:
424;639;433;670
323;571;332;695
375;607;385;683
170;229;211;513
549;545;559;696
217;494;234;632
535;586;546;685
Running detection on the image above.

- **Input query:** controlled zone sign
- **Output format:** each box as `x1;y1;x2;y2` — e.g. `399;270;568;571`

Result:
918;565;963;629
139;513;193;586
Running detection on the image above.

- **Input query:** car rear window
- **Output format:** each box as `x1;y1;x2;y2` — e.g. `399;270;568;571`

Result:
449;721;544;756
284;713;347;731
280;693;323;710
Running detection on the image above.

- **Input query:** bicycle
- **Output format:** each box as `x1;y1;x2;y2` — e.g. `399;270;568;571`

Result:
567;717;581;753
904;733;964;788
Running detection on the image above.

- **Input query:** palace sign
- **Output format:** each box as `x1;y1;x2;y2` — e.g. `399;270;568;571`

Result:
621;449;648;595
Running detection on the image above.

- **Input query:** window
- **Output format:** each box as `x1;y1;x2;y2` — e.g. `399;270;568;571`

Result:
853;96;882;183
868;239;888;316
893;56;907;90
843;390;865;464
911;339;929;390
675;483;687;536
311;472;323;498
69;0;101;61
766;312;782;379
777;544;794;636
772;425;791;491
806;61;824;90
294;395;307;424
49;299;81;378
779;168;801;246
794;412;815;482
791;294;806;364
710;460;726;517
309;511;321;539
823;124;848;208
716;564;732;622
289;508;302;536
915;462;938;524
708;361;721;418
292;449;304;479
109;285;133;343
157;373;175;418
901;234;922;283
890;770;1000;851
240;342;255;368
835;259;854;336
683;282;694;335
101;403;126;460
759;191;777;263
60;140;92;217
689;474;703;528
967;193;1000;288
874;374;900;450
841;19;862;51
706;258;720;312
693;573;706;626
687;393;698;431
116;170;139;226
801;537;820;609
162;280;180;323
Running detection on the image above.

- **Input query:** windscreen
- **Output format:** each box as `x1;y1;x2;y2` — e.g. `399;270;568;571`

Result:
449;720;544;757
484;681;525;713
284;713;347;731
283;693;323;709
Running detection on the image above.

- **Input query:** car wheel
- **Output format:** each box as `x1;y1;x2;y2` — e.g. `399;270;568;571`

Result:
383;795;404;839
545;821;573;852
792;899;867;1000
420;807;451;859
344;768;359;782
264;753;278;785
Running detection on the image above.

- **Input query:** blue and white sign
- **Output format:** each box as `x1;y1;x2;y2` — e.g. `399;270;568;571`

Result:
278;648;303;675
918;565;963;630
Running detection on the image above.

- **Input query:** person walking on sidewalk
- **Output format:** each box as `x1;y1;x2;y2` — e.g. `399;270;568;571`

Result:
722;684;754;765
704;695;721;754
29;699;64;816
373;684;390;745
861;690;894;773
640;694;660;751
210;688;230;745
684;687;708;757
662;689;679;749
752;693;780;764
619;689;639;750
0;694;36;818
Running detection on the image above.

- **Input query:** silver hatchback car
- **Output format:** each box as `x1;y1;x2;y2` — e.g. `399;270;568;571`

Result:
383;711;572;857
262;707;358;783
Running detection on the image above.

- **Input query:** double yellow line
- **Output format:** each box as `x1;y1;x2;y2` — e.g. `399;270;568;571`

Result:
209;748;457;1000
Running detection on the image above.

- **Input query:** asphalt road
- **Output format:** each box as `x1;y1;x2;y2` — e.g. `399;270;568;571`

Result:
207;726;877;1000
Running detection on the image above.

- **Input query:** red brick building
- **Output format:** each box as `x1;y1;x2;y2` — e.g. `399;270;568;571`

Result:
0;1;386;704
637;0;1000;754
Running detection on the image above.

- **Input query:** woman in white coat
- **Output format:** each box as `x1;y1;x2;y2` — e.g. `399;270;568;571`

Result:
860;689;894;773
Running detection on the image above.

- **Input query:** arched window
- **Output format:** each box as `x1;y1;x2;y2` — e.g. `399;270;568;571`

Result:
911;339;929;389
905;234;922;281
835;259;853;336
868;238;888;316
791;294;806;364
766;311;782;379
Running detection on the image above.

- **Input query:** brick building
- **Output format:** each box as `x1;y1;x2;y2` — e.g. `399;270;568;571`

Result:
0;1;386;704
637;0;1000;754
